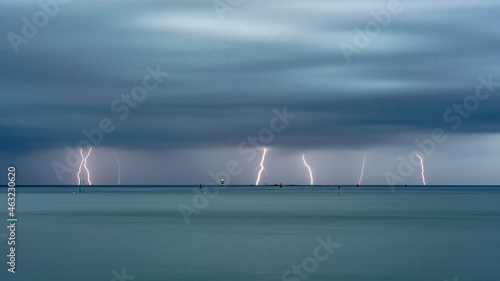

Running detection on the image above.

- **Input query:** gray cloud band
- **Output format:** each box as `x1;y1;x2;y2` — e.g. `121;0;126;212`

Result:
51;64;169;182
384;74;500;187
340;0;403;63
212;0;244;20
7;0;71;54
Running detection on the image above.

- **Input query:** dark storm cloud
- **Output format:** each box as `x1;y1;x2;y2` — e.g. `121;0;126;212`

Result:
1;0;500;184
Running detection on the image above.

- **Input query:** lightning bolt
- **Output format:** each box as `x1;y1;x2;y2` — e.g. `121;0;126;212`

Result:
255;148;267;185
83;147;93;185
113;152;121;185
416;153;426;185
77;147;93;185
77;149;85;185
358;152;366;185
302;154;314;185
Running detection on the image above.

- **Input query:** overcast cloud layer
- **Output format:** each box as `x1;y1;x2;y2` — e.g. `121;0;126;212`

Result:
1;0;500;185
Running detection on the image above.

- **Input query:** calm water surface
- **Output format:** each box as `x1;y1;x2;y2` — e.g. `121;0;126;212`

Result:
1;185;499;281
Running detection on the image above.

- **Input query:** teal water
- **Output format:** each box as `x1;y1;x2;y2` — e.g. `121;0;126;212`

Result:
1;186;499;281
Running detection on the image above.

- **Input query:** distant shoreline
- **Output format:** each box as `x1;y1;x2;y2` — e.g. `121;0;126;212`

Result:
1;185;500;188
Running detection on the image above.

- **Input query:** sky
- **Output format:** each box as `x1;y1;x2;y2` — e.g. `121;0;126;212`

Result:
1;0;500;186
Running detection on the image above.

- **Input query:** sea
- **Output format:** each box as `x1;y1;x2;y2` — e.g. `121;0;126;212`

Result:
0;185;499;281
